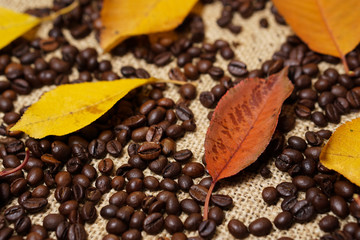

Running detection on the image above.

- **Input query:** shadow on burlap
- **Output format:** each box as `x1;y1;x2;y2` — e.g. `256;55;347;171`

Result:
0;0;359;239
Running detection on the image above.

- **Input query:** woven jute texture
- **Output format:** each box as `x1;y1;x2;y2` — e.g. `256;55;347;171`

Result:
1;0;359;239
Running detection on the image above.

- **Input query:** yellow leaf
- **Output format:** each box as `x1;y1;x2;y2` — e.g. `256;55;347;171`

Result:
11;78;159;139
320;118;360;186
272;0;360;73
0;7;41;50
0;2;78;50
100;0;198;52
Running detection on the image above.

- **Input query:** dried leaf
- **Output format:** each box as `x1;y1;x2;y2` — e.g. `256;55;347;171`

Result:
0;2;78;50
272;0;360;73
11;78;164;139
320;118;360;186
100;0;198;52
203;68;294;219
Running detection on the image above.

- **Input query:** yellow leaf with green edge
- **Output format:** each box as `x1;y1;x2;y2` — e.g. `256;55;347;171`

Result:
11;78;161;139
0;7;41;50
320;118;360;186
100;0;198;52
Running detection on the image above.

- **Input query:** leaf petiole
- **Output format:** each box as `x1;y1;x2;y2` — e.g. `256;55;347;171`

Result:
203;180;217;220
0;147;29;177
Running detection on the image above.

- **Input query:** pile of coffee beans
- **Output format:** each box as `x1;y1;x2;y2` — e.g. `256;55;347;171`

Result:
0;0;360;239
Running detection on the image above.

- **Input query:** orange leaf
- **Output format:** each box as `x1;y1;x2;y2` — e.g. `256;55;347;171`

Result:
100;0;198;52
203;68;293;219
272;0;360;73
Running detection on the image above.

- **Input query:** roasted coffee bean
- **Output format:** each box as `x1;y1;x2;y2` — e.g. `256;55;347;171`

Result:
312;192;330;213
197;60;212;74
319;215;339;232
26;167;44;186
154;52;172;66
189;185;208;204
22;198;48;213
169;68;187;81
148;107;166;125
166;196;181;215
208;206;224;225
274;211;293;230
262;187;279;205
14;216;31;235
129;211;146;230
109;191;128;207
125;168;144;180
146;126;163;143
292;175;315;191
82;164;97;181
248;217;272;236
178;175;194;191
227;219;248;239
88;139;106;159
330;196;349;219
149;155;168;174
165;215;183;234
5;63;23;80
138;142;161;161
162;162;182;179
311;111;328;127
30;224;48;239
56;221;70;240
98;158;114;175
182;162;204;178
101;205;118;219
184;63;199;80
325;103;340;123
198;219;216;238
143;176;159;191
0;227;13;240
209;66;224;80
126;178;143;193
55;171;72;187
166;124;185;140
211;194;233;208
160;178;178;192
295;104;311;119
347;90;360;108
127;191;146;209
67;223;87;240
32;185;50;198
276;182;297;198
4;205;25;222
43;214;65;231
0;97;13;112
106;140;123;157
116;206;134;223
106;218;127;235
143;213;164;235
182;119;196;132
291;200;315;223
199;177;212;189
288;136;307;151
228;60;247;77
199;91;215;108
131;127;149;142
343;222;359;237
334;181;355;199
184;213;202;231
10;178;28;196
121;229;141;240
180;199;200;214
96;175;112;193
175;104;194;121
148;200;165;214
281;196;298;212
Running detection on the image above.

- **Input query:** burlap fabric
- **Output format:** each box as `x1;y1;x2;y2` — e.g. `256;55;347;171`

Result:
0;0;359;239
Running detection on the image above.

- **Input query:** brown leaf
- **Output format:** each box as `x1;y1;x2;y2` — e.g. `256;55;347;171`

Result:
203;68;294;219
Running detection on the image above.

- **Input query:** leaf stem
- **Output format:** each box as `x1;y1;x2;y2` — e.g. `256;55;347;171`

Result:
203;180;216;221
159;79;197;87
40;1;79;22
0;148;29;177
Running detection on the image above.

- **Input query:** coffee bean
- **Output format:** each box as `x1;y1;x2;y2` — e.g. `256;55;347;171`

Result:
166;124;185;140
129;211;146;230
249;217;272;236
319;215;339;232
292;175;315;191
274;211;293;230
10;178;28;196
4;205;25;222
106;140;123;157
184;213;202;231
126;191;146;209
262;187;279;205
5;63;23;80
137;142;161;161
182;162;204;178
26;167;44;186
184;63;199;80
276;182;297;198
198;219;216;238
121;229;141;240
189;185;208;203
211;194;233;208
180;199;200;214
109;191;128;207
208;206;224;225
291;200;315;223
43;214;65;231
162;162;182;179
0;227;13;240
101;205;118;219
325;103;341;123
288;136;307;151
160;178;178;192
312;192;330;213
330;196;349;219
169;68;187;81
96;175;112;193
22;198;48;213
295;104;311;119
178;175;193;191
334;180;355;199
228;60;247;77
154;51;172;66
116;206;134;223
149;155;168;174
281;196;298;212
343;222;359;237
88;139;106;159
199;91;215;108
228;219;248;239
32;185;50;198
165;215;183;234
311;111;328;127
106;218;127;235
143;213;164;235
